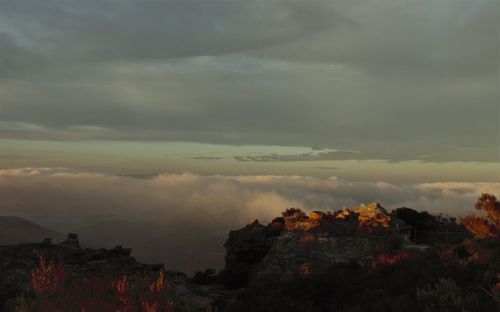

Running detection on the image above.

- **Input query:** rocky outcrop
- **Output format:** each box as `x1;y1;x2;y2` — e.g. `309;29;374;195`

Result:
254;231;392;279
222;203;409;288
0;233;236;311
223;220;271;288
0;233;166;308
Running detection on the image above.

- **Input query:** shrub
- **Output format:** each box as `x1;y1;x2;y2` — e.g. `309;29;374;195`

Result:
27;252;179;312
191;268;217;285
5;294;36;312
416;278;477;312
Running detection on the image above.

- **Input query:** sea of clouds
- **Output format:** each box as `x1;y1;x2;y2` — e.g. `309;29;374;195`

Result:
0;168;498;272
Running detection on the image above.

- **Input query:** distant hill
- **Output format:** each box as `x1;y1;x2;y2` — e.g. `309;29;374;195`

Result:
0;216;65;245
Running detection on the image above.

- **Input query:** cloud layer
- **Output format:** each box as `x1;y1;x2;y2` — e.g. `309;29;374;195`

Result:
1;168;498;272
1;0;498;162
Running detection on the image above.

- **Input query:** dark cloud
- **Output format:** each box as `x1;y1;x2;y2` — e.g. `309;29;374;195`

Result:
0;0;339;68
234;150;358;162
190;156;222;161
256;0;499;78
0;0;498;162
233;146;498;163
0;32;49;78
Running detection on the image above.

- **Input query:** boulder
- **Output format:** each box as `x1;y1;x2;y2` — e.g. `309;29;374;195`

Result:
222;220;270;288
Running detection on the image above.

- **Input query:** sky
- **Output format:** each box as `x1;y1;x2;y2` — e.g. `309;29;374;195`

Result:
0;0;498;270
0;0;498;179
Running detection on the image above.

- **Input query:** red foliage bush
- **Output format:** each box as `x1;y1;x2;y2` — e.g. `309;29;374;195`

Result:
31;253;67;295
29;253;177;312
371;250;411;270
436;246;470;268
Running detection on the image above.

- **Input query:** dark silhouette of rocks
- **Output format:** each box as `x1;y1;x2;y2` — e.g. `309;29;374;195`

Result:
223;220;271;288
0;233;232;311
0;233;166;308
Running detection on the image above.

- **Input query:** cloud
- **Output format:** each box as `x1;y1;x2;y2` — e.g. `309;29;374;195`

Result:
415;182;500;198
190;156;223;161
2;0;496;77
1;168;498;272
234;150;358;162
2;0;344;62
257;0;499;78
311;167;339;170
0;0;498;163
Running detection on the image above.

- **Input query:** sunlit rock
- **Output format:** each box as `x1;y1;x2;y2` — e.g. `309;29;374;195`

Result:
222;203;410;288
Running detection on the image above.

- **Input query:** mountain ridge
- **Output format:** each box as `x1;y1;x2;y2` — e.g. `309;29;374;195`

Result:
0;216;65;245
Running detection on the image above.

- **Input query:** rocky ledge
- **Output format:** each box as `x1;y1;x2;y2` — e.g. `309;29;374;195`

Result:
0;233;236;311
222;202;411;288
0;233;167;307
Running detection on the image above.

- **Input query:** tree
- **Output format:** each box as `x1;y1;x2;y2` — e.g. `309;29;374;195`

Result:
461;194;500;239
392;207;435;230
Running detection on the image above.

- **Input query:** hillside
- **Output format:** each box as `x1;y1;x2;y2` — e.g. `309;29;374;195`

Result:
0;216;65;245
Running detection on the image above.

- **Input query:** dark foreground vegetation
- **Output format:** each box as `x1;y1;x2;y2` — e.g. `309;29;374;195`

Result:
2;194;499;312
225;237;499;312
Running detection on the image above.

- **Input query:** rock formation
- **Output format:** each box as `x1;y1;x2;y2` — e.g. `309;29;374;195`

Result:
0;233;166;308
0;233;232;311
222;202;410;288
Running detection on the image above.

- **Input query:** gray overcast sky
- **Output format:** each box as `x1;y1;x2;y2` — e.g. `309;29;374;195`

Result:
0;0;499;163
